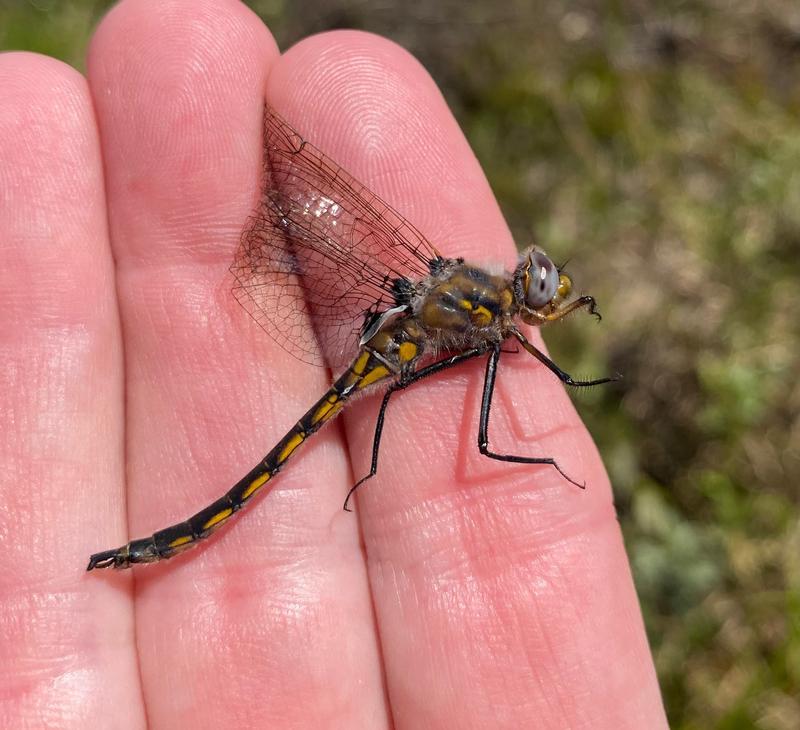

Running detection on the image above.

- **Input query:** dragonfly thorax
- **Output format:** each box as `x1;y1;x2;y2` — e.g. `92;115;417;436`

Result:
415;260;514;346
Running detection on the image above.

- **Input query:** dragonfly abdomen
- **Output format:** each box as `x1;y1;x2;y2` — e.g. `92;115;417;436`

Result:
86;348;396;570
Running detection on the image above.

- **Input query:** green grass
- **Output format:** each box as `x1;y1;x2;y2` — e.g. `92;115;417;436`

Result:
3;1;798;727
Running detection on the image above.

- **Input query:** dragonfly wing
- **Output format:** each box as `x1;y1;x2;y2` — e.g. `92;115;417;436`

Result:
231;105;440;369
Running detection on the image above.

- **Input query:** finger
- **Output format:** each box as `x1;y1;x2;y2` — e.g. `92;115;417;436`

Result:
267;32;667;729
88;1;386;726
0;54;139;726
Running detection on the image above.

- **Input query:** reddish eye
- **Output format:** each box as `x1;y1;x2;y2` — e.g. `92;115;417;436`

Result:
525;251;559;308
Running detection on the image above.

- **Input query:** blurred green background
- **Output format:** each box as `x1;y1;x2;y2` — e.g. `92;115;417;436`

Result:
3;0;798;727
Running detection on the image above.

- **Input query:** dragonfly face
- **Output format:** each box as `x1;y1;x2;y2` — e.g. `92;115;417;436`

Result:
513;245;598;327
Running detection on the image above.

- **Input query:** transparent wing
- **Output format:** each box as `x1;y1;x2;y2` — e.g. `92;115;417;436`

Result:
231;105;441;368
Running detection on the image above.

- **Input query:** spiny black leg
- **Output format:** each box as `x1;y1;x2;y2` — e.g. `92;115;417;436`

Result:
343;385;396;511
477;344;585;489
513;330;618;388
342;346;489;511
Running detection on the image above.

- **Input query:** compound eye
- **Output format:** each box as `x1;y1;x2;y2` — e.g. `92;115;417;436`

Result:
525;251;559;308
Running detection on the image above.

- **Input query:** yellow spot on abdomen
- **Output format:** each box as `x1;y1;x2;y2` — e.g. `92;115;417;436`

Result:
242;471;271;500
358;365;390;389
311;392;340;424
398;341;417;362
168;535;193;549
203;508;233;531
278;431;305;463
352;351;371;375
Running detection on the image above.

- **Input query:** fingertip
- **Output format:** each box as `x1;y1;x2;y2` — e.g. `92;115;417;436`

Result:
89;0;278;76
0;50;88;95
0;50;96;169
87;0;279;266
267;29;514;263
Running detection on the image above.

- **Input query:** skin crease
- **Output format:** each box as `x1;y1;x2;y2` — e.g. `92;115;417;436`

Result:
0;1;668;728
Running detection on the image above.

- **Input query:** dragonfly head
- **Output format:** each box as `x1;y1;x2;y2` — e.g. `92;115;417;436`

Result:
513;246;574;325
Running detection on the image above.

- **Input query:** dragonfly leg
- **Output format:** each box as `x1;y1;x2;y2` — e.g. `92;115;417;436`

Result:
343;384;396;511
511;328;618;388
477;344;585;489
342;345;489;511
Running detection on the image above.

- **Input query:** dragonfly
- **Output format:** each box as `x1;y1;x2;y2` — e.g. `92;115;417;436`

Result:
87;105;613;570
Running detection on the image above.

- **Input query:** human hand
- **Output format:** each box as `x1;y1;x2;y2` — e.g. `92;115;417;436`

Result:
0;1;667;727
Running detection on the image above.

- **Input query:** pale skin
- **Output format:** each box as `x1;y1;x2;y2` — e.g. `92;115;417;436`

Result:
0;1;668;727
